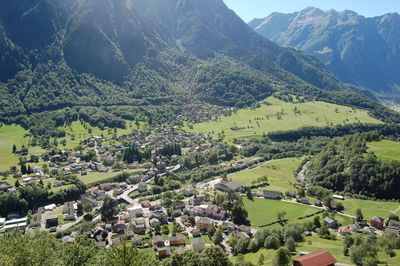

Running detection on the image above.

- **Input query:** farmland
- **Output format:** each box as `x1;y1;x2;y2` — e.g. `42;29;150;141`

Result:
187;97;380;141
0;124;44;171
78;169;144;185
242;198;353;228
229;158;301;191
367;140;400;162
341;198;399;220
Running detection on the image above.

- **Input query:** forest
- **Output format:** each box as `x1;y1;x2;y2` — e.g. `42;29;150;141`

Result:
305;132;400;200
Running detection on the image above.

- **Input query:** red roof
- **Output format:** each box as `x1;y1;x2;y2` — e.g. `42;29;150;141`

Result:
293;251;337;266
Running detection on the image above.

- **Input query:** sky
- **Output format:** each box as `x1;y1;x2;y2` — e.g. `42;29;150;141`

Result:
223;0;400;22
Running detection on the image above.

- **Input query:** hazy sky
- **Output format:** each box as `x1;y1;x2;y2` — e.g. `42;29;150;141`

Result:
223;0;400;22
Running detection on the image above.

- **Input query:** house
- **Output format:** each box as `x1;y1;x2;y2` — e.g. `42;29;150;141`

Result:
332;195;344;200
169;234;186;246
385;226;400;237
128;206;143;217
32;207;43;227
153;235;165;247
141;200;151;208
157;247;171;258
81;195;98;207
113;221;126;234
150;218;160;228
171;209;182;218
363;227;376;235
63;202;76;221
183;185;196;197
131;218;146;234
45;215;59;228
292;251;337;266
296;197;310;205
388;219;400;228
214;180;242;192
191;238;206;252
323;217;337;229
44;204;57;211
132;236;143;246
314;200;323;207
262;190;281;200
370;216;385;229
191;228;201;237
231;231;250;239
195;217;214;231
150;201;162;210
339;226;352;236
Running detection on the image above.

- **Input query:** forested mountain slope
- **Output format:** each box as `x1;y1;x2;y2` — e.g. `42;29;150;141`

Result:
250;8;400;97
0;0;397;136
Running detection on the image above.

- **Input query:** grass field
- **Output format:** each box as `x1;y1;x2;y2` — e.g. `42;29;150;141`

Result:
367;140;400;162
243;198;353;228
233;235;400;265
186;97;380;141
0;125;44;170
58;120;144;149
230;158;301;192
79;169;143;185
342;198;399;220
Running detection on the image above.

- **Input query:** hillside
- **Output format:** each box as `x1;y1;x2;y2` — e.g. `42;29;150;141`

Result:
0;0;396;137
249;8;400;97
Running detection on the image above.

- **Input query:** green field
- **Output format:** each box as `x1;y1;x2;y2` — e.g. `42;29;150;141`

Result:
233;235;400;265
186;97;380;141
0;125;44;170
79;169;143;185
230;158;301;192
243;198;353;228
367;140;400;162
58;120;144;149
342;198;399;220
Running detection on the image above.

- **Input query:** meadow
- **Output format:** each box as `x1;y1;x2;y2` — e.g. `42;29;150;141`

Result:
187;97;380;141
232;235;400;265
78;169;143;185
341;198;399;220
242;198;353;228
367;140;400;162
0;124;43;170
229;158;301;192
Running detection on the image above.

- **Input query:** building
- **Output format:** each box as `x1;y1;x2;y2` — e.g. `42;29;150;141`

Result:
262;190;281;200
385;226;400;237
332;195;344;200
32;207;43;227
81;195;98;207
63;202;76;221
370;216;385;229
153;235;165;247
388;219;400;228
45;215;59;228
137;182;147;193
169;234;186;246
293;251;337;266
191;238;205;252
339;226;352;236
157;247;171;258
195;217;214;231
183;185;196;197
128;206;143;217
323;217;337;229
214;180;242;192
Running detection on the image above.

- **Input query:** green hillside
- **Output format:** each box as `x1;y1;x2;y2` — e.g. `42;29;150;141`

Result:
187;97;380;141
367;140;400;162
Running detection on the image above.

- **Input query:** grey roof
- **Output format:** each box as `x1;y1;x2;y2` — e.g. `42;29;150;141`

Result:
191;238;205;244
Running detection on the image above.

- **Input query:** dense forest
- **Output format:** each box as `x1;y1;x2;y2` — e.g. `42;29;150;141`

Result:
304;132;400;200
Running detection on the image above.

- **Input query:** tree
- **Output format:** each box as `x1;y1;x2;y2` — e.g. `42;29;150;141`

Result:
285;238;296;252
77;203;84;216
12;144;16;154
313;216;321;228
104;242;155;266
213;229;223;245
318;224;331;239
246;187;253;201
63;236;98;266
83;203;93;213
100;197;118;222
208;227;216;238
258;254;265;265
15;180;20;188
21;164;27;175
272;247;291;266
162;225;169;235
356;208;364;222
362;257;378;266
264;235;280;249
277;211;287;221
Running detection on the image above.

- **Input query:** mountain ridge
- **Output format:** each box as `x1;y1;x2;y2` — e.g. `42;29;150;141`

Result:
249;8;400;97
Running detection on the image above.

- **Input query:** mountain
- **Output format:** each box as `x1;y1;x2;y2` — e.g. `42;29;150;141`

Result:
249;7;400;97
0;0;396;135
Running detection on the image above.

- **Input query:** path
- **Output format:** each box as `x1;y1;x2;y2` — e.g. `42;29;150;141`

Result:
392;205;400;214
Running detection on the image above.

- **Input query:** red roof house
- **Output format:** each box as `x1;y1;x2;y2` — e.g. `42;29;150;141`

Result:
293;251;337;266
